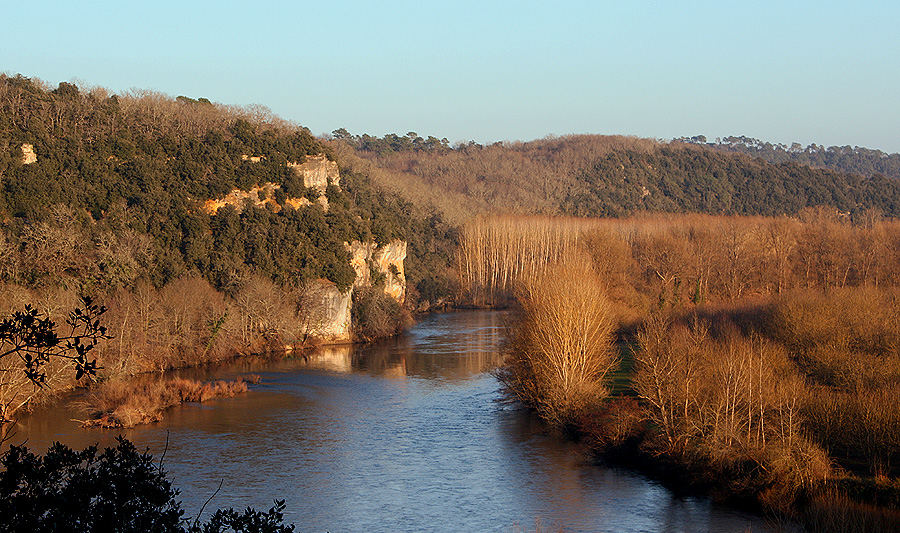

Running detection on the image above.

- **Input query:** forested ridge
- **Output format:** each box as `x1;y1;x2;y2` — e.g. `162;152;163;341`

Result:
0;74;454;296
330;131;900;222
677;134;900;181
0;74;457;422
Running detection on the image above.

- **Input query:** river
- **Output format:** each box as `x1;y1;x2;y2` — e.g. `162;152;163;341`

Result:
9;310;772;532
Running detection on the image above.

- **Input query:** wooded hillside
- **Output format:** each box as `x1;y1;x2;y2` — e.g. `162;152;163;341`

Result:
0;74;454;297
680;135;900;181
329;132;900;223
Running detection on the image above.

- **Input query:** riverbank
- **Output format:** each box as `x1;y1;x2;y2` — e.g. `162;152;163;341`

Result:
8;310;768;532
499;287;900;531
457;213;900;531
0;281;415;430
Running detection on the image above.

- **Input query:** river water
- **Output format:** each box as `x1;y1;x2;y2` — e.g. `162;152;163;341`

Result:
10;310;772;532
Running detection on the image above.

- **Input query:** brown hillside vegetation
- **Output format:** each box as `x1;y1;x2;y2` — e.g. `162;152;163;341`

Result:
471;212;900;528
328;135;659;223
329;133;900;223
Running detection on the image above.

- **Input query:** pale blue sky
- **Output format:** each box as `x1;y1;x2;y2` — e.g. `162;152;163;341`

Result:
4;1;899;151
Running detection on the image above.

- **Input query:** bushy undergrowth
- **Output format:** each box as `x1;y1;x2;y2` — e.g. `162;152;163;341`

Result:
485;213;900;528
0;274;328;421
768;288;900;477
498;255;618;427
634;314;831;509
351;286;407;342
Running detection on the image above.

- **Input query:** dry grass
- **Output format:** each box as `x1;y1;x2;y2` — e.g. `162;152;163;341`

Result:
81;376;258;428
801;491;900;533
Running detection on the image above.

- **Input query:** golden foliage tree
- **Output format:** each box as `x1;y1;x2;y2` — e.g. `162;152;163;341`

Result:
499;255;618;426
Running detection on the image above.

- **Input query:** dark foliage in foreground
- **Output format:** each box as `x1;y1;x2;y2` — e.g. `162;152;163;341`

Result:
0;437;294;533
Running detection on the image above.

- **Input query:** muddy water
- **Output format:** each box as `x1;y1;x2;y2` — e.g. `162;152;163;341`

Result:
10;310;771;532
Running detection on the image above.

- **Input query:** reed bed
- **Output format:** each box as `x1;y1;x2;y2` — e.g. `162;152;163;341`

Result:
81;376;258;428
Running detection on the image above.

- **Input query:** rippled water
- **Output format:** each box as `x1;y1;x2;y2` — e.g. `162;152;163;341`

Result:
10;310;771;532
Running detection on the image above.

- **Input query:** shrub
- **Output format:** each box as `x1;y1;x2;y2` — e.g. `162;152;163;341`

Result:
351;287;404;341
633;314;831;505
498;255;618;427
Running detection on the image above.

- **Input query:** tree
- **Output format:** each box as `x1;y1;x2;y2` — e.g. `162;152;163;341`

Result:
0;437;294;533
0;296;110;422
0;296;108;389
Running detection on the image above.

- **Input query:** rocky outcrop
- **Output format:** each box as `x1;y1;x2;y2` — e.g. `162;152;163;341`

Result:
21;144;36;165
300;240;408;345
299;279;353;344
373;241;407;303
198;154;404;345
204;154;338;214
347;240;407;304
202;183;280;214
288;154;340;193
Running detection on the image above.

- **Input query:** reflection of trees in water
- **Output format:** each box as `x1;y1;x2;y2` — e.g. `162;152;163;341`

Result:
297;311;508;380
361;312;507;380
301;345;354;373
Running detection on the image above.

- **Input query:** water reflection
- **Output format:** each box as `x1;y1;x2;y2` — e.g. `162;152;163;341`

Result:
9;310;770;532
299;310;508;380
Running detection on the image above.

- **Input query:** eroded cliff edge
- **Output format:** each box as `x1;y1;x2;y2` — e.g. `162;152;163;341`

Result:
203;154;408;345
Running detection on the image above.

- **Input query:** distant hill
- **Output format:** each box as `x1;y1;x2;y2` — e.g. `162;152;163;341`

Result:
677;135;900;181
328;132;900;222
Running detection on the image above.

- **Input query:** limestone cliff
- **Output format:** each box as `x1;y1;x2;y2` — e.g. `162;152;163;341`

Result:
302;240;408;344
299;279;353;344
198;153;404;345
347;240;407;304
203;153;338;214
202;183;280;214
21;144;36;165
287;154;340;193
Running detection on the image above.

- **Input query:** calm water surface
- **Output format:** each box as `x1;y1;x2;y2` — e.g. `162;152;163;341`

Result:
11;310;772;532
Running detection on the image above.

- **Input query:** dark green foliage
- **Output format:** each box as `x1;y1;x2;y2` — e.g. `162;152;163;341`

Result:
0;437;183;533
0;74;460;301
692;135;900;181
0;438;294;533
335;130;451;154
193;501;294;533
0;74;361;291
562;146;900;218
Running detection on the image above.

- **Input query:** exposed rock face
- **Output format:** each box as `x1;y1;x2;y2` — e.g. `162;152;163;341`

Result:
347;241;375;286
203;183;280;214
198;154;404;345
204;154;338;214
299;279;353;343
347;240;407;303
374;241;407;303
288;154;340;193
301;240;408;344
21;144;36;165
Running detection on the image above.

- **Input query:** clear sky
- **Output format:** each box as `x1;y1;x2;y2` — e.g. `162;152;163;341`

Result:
4;1;899;152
